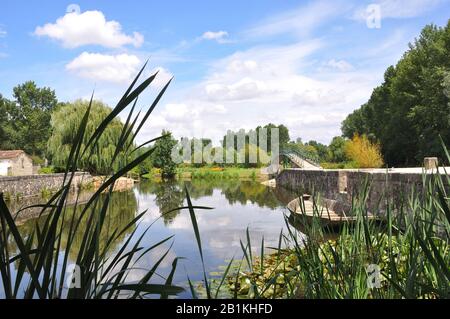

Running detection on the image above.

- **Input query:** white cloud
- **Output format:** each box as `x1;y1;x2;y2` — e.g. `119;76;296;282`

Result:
353;0;444;20
0;28;6;37
245;0;349;38
226;60;259;73
201;31;229;43
164;103;190;121
148;67;173;89
205;78;270;101
34;10;144;48
323;59;353;72
137;37;381;144
66;52;141;83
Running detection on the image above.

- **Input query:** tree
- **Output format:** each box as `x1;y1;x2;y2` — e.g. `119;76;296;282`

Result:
0;95;14;150
257;123;290;150
345;134;384;168
0;82;59;157
152;130;178;178
328;136;348;163
47;100;130;175
305;140;329;162
342;22;450;166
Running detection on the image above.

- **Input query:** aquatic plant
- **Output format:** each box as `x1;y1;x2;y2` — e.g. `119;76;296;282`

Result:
0;63;189;299
220;144;449;299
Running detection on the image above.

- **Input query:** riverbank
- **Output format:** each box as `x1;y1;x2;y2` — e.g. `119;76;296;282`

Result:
143;167;269;181
0;172;93;200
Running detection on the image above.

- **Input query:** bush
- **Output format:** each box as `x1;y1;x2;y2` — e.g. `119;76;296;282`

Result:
38;166;56;174
345;134;384;168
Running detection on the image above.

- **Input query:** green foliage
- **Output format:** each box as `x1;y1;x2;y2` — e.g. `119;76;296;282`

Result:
222;123;290;153
38;166;56;174
320;161;357;169
328;136;348;163
47;100;131;175
257;123;290;149
222;166;450;299
152;130;178;178
284;141;320;163
177;167;261;180
130;146;153;176
0;63;184;299
0;81;59;156
30;155;45;165
342;22;450;166
305;140;329;162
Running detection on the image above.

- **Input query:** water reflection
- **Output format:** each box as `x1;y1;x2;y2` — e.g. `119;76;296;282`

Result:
15;191;137;260
9;179;299;298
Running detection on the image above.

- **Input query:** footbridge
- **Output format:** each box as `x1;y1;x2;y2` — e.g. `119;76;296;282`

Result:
279;148;322;169
261;147;322;175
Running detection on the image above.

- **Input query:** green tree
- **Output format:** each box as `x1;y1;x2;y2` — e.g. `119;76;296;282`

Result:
0;95;14;150
47;99;131;175
0;82;59;157
328;136;348;163
305;140;329;162
257;123;290;150
342;22;450;166
152;130;178;178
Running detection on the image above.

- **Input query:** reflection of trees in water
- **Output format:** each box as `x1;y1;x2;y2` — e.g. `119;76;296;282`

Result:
15;190;137;261
137;180;185;225
221;181;281;209
137;179;293;224
154;182;185;225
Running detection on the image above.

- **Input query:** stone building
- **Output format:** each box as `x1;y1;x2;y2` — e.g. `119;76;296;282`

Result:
0;150;34;176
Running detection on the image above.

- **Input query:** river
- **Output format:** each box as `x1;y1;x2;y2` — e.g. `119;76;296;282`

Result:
6;179;300;298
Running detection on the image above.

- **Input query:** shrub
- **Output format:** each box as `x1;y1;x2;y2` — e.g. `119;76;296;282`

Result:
345;134;384;168
38;166;56;174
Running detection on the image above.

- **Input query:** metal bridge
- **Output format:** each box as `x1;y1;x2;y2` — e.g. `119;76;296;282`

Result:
261;146;322;175
279;148;322;169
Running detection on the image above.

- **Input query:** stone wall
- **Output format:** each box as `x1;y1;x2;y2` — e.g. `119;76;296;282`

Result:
0;172;93;199
276;168;449;216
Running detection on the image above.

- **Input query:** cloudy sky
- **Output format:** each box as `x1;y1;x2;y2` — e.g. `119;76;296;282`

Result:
0;0;449;145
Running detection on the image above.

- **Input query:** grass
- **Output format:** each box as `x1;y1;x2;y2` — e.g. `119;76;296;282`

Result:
320;161;359;169
176;166;260;180
142;166;262;180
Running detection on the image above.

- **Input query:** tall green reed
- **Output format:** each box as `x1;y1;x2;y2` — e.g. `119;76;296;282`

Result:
221;143;449;299
0;63;185;299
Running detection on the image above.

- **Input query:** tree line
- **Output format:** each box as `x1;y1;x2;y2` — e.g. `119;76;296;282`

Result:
1;22;447;175
0;81;379;176
342;21;450;166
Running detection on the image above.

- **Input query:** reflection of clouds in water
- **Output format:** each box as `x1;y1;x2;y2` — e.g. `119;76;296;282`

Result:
211;216;232;227
125;180;301;287
112;244;179;286
133;190;161;223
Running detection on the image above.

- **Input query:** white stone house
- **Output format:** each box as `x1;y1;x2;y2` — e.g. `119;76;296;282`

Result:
0;150;34;176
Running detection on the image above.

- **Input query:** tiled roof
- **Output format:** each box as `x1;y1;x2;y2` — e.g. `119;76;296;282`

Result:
0;150;25;159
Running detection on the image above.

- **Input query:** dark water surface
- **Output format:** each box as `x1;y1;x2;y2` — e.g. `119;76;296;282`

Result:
7;179;299;298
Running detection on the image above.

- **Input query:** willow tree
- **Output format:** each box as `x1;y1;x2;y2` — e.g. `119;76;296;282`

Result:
47;99;132;175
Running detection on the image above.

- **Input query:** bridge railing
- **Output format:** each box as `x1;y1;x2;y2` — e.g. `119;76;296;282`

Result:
279;145;321;167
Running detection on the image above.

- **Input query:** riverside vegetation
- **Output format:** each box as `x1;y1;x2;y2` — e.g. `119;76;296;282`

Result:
1;63;449;299
1;22;450;299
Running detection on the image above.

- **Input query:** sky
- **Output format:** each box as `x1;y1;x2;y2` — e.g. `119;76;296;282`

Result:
0;0;449;145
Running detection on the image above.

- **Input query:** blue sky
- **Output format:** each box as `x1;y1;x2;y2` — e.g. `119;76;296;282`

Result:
0;0;449;144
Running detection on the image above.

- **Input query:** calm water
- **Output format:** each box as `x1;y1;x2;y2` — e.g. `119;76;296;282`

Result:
8;179;300;298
